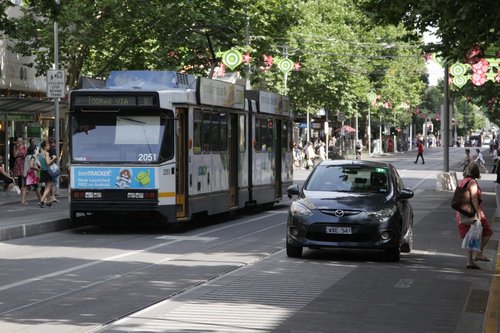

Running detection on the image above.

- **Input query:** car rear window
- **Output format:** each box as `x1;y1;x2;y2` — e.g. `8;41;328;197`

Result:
305;165;389;192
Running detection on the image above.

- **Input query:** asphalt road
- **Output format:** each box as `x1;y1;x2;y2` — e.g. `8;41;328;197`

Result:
0;146;498;333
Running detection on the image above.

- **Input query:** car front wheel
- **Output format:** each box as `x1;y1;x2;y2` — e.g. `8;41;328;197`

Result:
286;241;303;258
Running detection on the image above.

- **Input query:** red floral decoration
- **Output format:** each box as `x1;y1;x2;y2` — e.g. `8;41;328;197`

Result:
243;53;252;63
294;62;301;71
465;45;483;64
472;73;487;86
264;54;274;66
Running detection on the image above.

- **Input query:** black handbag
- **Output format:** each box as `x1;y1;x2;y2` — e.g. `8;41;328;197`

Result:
451;179;475;217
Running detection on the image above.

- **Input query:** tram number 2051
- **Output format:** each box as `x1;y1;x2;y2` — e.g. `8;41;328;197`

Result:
138;153;157;161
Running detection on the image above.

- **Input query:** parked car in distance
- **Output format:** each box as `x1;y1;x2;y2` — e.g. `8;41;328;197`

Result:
286;160;414;261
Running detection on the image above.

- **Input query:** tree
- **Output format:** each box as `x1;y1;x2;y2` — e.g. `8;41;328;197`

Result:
282;0;426;129
4;0;301;90
3;0;429;127
358;0;499;120
357;0;499;62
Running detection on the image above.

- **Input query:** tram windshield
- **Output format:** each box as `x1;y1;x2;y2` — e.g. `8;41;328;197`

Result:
70;112;174;163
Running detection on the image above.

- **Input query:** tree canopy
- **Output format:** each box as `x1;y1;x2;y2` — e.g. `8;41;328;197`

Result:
6;0;494;129
359;0;499;122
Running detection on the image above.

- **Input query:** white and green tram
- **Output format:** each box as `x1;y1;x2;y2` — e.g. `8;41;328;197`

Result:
69;71;293;224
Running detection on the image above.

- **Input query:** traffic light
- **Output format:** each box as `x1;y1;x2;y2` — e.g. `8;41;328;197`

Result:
427;123;433;134
390;127;396;136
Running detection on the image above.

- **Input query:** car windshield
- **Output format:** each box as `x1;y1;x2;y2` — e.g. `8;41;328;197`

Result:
305;165;390;193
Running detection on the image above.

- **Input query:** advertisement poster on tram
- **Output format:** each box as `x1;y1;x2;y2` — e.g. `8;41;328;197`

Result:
71;166;156;189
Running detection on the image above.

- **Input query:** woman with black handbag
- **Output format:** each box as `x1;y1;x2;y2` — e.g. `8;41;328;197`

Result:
38;141;57;208
456;163;493;269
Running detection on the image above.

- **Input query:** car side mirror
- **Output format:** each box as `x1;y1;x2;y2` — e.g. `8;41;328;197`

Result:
400;188;414;199
287;184;300;198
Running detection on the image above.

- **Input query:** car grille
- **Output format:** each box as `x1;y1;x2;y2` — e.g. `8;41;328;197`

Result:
319;209;361;216
306;231;372;243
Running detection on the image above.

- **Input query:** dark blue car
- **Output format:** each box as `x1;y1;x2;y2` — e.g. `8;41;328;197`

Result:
286;160;414;261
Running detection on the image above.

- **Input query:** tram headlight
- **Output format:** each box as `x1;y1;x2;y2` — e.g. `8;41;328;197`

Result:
127;192;144;199
126;191;157;199
84;192;102;199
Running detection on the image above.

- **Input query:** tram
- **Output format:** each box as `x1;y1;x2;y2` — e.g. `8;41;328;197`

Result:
68;71;293;224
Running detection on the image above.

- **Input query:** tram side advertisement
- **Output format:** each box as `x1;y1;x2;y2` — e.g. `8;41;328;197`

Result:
71;166;156;189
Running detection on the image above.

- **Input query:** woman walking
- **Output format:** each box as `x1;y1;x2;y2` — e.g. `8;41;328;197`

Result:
456;163;493;269
13;137;27;204
38;141;57;207
23;145;42;203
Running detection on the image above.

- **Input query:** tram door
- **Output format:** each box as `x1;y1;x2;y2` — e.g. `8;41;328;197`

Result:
275;119;283;198
228;114;238;208
176;108;188;219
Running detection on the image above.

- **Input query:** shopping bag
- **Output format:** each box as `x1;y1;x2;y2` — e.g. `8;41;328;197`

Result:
26;169;39;186
461;221;482;252
10;184;21;195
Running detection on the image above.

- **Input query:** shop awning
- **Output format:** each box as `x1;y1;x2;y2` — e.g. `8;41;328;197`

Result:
335;124;356;133
0;97;55;113
0;97;67;120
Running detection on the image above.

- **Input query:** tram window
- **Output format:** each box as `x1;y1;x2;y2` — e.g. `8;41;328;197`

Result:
261;117;270;152
254;117;260;152
239;114;245;153
211;112;219;152
220;112;227;152
159;112;174;161
282;122;288;152
267;118;274;153
193;109;202;154
202;111;211;153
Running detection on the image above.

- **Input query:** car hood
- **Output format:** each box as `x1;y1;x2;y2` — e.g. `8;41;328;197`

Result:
299;190;393;211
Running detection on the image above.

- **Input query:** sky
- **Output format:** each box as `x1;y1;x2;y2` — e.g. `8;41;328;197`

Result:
423;29;443;86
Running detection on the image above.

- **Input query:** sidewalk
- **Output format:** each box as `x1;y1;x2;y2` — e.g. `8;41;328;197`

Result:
0;187;72;241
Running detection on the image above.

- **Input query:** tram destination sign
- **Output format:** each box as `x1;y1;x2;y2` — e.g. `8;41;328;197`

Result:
72;94;157;107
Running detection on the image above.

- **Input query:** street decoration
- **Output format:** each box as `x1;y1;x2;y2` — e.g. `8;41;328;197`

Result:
243;52;252;63
449;58;499;88
217;49;301;74
221;49;243;70
277;58;294;73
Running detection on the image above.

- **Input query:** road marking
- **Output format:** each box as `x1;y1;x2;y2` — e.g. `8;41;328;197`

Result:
395;278;414;288
156;235;218;242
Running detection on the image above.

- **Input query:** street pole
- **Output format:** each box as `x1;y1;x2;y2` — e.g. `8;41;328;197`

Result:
244;12;250;90
443;65;450;172
54;0;60;162
378;115;382;156
306;110;310;143
367;107;371;156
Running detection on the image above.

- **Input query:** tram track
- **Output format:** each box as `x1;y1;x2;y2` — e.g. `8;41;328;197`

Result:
0;208;288;332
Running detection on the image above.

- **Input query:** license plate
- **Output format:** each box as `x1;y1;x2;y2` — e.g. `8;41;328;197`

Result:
326;226;352;234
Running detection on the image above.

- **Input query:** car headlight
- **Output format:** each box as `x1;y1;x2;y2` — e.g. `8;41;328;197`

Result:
367;206;396;219
290;202;313;216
